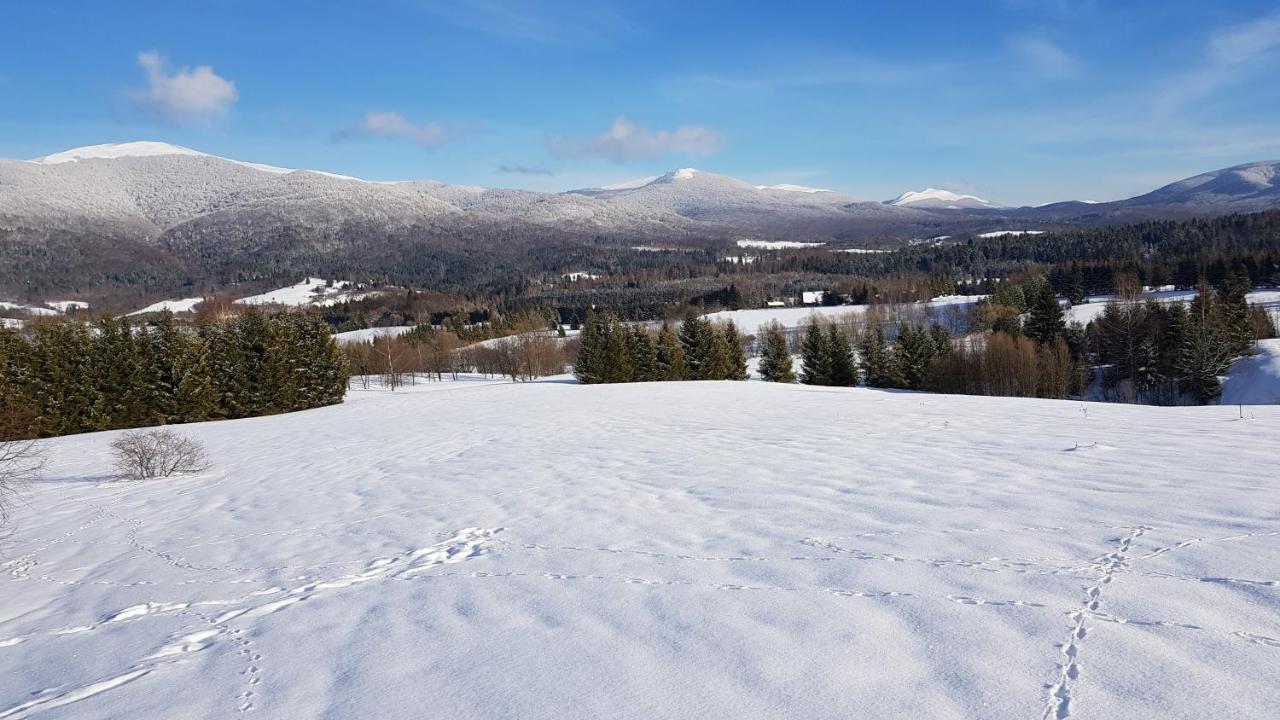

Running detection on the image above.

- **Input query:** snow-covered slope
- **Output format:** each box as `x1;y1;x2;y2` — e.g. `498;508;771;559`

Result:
234;278;374;307
568;168;928;238
890;188;999;209
32;141;211;165
1220;338;1280;405
2;380;1277;719
755;183;832;193
127;297;206;316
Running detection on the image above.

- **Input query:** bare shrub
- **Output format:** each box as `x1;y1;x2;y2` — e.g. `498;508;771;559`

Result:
1;404;45;529
111;429;210;481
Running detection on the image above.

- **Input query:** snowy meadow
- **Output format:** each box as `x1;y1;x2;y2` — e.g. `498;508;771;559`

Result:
1;378;1277;719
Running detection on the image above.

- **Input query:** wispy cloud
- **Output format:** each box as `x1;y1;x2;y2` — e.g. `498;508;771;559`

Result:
422;0;634;47
128;51;237;125
1154;12;1280;115
547;117;722;163
1008;35;1080;78
670;56;952;94
498;164;553;176
335;111;455;146
1210;12;1280;64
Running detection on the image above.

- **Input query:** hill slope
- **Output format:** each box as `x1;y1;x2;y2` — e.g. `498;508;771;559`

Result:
2;380;1277;719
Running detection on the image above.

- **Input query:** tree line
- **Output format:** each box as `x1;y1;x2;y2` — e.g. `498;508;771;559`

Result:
574;314;747;384
0;310;347;440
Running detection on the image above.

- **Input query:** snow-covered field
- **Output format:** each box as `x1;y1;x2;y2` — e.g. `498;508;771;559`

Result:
331;326;416;344
704;295;986;330
1066;288;1280;325
234;279;372;308
127;298;205;316
2;380;1277;719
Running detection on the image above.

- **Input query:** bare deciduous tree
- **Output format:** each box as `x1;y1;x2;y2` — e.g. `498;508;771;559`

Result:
1;405;45;530
111;429;210;482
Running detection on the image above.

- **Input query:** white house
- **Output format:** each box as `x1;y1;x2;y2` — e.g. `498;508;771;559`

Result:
801;291;826;305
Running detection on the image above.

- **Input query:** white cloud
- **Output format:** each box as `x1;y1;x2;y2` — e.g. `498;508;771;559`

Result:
424;0;633;47
547;118;722;163
1210;13;1280;64
129;51;237;125
1008;35;1080;78
337;111;453;146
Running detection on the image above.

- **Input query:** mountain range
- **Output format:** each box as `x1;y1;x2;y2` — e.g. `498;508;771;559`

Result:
2;141;1279;300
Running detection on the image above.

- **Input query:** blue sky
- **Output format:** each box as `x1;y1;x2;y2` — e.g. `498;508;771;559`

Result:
2;1;1279;205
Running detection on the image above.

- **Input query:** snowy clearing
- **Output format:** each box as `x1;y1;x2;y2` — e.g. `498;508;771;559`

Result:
978;230;1045;238
1065;288;1280;325
234;279;368;308
0;302;59;317
331;326;415;344
735;239;827;249
703;295;986;330
127;298;205;316
1;380;1277;719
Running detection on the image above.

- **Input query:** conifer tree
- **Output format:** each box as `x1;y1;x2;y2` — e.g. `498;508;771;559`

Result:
600;315;634;383
721;321;749;381
678;316;713;380
757;322;795;383
655;323;687;381
892;324;937;390
627;325;658;382
826;326;857;386
660;322;691;381
1025;281;1066;345
574;311;605;384
1220;270;1255;354
859;325;900;388
1068;264;1087;305
701;324;736;380
1179;283;1233;402
799;323;831;385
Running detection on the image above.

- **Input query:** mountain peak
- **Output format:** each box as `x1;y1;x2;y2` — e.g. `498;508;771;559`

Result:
889;187;997;209
33;141;208;164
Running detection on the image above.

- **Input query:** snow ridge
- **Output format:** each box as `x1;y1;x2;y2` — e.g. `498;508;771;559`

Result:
890;187;997;209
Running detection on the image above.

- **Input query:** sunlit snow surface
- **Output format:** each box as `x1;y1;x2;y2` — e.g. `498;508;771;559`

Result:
1;380;1278;719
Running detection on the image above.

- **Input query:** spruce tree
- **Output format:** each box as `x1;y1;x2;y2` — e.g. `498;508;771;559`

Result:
600;315;634;383
1025;281;1066;345
701;324;736;380
757;322;795;383
1068;264;1087;305
1220;270;1255;355
721;321;749;381
826;327;857;387
859;325;900;388
655;323;687;381
627;325;658;382
678;316;713;380
893;324;936;390
1179;283;1232;403
799;323;830;385
574;311;605;384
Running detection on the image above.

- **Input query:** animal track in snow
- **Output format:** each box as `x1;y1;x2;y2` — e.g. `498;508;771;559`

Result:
0;528;502;719
1041;525;1148;720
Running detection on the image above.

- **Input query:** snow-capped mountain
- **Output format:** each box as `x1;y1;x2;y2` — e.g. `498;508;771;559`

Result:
1021;159;1280;220
888;188;999;210
567;168;925;238
5;142;1280;300
33;141;213;165
1119;160;1280;210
